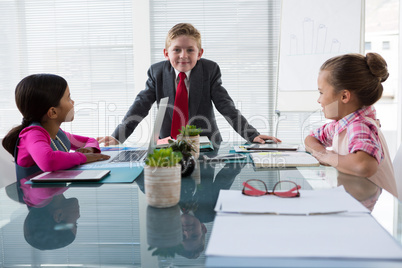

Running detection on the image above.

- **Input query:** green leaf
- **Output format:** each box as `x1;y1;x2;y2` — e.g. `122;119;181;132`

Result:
168;139;195;158
178;125;202;136
145;147;183;167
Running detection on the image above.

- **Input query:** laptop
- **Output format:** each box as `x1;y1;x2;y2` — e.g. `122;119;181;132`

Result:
30;169;111;183
93;97;169;167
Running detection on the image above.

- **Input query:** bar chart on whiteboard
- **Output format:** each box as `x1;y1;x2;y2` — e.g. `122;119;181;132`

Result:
277;0;363;111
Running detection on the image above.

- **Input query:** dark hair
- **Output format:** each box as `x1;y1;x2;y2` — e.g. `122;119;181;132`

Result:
24;205;75;250
320;53;389;106
2;74;67;156
177;233;206;259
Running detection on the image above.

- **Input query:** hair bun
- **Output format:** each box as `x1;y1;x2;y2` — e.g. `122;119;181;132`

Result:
366;52;389;82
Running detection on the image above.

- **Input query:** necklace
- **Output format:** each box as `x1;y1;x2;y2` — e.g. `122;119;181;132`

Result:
51;135;68;152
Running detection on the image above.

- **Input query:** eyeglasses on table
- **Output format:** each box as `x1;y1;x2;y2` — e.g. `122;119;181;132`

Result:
242;179;301;198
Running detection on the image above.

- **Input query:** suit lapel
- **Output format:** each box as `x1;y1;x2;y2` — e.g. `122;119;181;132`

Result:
189;60;203;118
163;61;176;120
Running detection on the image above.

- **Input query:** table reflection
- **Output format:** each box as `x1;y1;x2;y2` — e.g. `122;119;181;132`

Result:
337;171;382;211
147;205;183;257
0;147;400;267
138;159;245;260
18;177;80;250
178;161;244;258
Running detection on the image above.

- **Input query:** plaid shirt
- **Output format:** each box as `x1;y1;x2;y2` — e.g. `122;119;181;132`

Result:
310;106;383;163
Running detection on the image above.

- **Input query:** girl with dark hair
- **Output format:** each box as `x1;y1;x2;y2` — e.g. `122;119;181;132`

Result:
19;174;79;250
23;194;79;251
305;53;397;198
2;74;110;180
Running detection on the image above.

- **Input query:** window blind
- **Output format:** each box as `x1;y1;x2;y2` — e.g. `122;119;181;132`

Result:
0;0;318;146
0;0;134;140
149;0;281;144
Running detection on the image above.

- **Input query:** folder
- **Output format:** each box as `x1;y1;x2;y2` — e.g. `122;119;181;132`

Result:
250;151;319;168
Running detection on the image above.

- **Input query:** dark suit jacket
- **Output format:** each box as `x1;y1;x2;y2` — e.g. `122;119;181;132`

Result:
112;58;260;145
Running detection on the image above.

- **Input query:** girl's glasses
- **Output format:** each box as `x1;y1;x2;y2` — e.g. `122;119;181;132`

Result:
242;179;301;198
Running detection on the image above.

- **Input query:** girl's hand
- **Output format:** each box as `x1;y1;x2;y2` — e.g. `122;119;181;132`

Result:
84;153;111;163
253;135;282;144
96;136;120;146
311;149;336;166
76;147;95;153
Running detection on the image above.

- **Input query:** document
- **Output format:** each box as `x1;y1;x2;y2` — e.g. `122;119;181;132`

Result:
156;136;214;151
234;144;299;152
206;214;402;267
199;136;214;151
214;186;369;215
156;137;171;147
250;151;320;168
199;136;211;144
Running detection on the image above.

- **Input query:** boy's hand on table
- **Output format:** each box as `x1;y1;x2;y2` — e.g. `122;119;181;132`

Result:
253;135;282;144
96;136;120;146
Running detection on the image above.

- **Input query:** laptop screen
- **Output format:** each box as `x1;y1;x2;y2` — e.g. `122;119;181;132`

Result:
147;97;169;155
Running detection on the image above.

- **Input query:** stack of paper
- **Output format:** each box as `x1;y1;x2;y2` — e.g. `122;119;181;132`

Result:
206;187;402;267
199;136;214;151
215;186;369;215
206;214;402;267
156;136;214;151
233;144;299;152
250;151;320;168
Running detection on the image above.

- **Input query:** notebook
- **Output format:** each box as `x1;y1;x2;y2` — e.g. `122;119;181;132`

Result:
250;151;320;168
30;169;110;183
93;97;169;167
199;136;214;151
156;135;214;151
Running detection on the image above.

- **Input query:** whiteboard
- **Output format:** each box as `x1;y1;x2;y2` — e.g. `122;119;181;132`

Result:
277;0;363;111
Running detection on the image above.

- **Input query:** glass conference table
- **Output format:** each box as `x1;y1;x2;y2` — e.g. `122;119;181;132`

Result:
0;144;401;267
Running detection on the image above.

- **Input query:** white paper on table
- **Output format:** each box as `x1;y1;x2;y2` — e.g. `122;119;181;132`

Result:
214;186;369;215
205;214;402;261
199;136;211;144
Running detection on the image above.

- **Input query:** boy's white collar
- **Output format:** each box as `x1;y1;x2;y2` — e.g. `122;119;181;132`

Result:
174;69;191;80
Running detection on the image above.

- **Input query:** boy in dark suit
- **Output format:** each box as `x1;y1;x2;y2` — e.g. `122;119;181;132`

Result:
97;23;280;146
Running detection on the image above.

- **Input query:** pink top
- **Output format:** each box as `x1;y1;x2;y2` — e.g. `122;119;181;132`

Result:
310;106;383;164
17;126;100;171
311;106;398;198
20;177;68;208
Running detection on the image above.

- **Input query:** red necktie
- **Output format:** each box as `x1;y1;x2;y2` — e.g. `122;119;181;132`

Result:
171;72;188;139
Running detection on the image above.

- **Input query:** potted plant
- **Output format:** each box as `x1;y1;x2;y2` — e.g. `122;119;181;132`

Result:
144;147;182;208
168;139;196;177
177;125;202;160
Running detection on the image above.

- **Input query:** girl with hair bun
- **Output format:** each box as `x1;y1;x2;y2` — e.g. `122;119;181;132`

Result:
305;53;398;198
2;74;110;180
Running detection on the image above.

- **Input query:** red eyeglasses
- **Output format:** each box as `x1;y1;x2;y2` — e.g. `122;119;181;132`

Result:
242;179;301;198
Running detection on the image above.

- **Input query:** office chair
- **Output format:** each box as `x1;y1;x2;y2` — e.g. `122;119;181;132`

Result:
0;138;16;188
392;144;402;201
